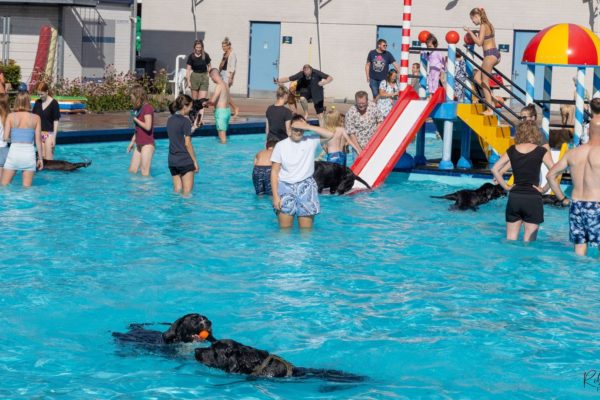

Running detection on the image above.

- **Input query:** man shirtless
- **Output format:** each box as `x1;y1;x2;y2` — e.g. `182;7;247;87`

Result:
208;68;231;144
547;119;600;257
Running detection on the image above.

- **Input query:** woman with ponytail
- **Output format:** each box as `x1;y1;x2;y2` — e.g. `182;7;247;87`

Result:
464;7;500;116
166;94;200;195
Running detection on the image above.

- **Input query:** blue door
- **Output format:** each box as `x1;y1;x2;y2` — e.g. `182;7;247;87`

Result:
377;26;402;65
248;22;280;98
512;30;544;100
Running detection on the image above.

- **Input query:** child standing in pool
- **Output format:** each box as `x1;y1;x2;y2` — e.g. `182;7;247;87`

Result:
323;108;361;166
253;139;278;195
208;68;231;144
127;85;155;176
271;115;334;229
167;94;200;196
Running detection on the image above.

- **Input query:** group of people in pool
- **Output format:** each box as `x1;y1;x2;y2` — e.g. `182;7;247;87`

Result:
0;82;60;187
489;101;600;258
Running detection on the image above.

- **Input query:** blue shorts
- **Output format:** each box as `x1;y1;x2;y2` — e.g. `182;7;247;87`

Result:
277;177;320;217
326;151;346;166
569;200;600;247
215;107;231;132
252;165;272;195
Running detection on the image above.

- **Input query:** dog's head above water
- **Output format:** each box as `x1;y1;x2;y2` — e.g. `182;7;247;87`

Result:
161;313;213;344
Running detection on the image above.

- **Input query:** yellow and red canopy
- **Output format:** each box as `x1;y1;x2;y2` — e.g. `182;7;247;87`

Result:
522;24;600;67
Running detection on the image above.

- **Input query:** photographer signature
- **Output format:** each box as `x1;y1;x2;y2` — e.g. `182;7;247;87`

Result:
584;369;600;391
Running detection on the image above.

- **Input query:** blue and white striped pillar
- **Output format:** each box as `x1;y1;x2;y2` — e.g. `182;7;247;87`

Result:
464;45;474;104
525;64;535;105
594;68;600;99
541;66;552;143
574;67;586;145
419;42;428;98
440;32;458;170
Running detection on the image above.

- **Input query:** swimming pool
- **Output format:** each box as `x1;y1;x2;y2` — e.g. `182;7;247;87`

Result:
1;134;598;399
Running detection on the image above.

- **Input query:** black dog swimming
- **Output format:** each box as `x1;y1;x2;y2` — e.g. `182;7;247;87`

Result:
313;161;370;195
542;194;570;208
112;313;214;355
195;337;364;382
42;159;91;171
432;182;506;211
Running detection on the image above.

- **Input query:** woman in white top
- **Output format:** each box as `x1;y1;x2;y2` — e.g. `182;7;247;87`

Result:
270;115;334;229
219;37;239;117
0;94;10;178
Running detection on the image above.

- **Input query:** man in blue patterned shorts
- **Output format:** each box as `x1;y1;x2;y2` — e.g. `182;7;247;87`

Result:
548;107;600;257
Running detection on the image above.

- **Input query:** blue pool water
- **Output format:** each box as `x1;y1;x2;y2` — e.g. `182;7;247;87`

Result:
1;134;599;399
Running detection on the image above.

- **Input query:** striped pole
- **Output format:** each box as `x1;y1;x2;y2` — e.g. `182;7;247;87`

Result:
594;68;600;99
440;31;459;170
574;67;586;145
419;42;428;98
525;64;535;104
464;45;474;104
541;66;552;143
399;0;412;91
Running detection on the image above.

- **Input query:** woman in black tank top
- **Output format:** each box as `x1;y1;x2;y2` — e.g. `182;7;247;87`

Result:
491;121;555;242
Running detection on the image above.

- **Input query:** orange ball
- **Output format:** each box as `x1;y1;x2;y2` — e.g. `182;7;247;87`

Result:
199;330;210;340
464;33;475;45
418;30;431;43
446;31;460;44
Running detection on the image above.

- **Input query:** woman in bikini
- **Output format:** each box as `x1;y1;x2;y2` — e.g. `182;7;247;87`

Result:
464;7;500;116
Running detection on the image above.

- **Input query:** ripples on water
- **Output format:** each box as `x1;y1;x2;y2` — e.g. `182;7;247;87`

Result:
0;135;599;399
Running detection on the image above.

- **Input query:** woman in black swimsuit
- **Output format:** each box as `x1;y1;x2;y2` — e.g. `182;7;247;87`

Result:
464;8;500;116
491;121;555;242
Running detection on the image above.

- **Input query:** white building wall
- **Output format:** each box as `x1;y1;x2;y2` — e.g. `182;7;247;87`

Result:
141;0;598;101
0;3;132;84
0;5;59;83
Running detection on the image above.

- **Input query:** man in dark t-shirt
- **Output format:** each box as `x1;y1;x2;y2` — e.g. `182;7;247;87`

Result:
365;39;399;99
275;65;333;126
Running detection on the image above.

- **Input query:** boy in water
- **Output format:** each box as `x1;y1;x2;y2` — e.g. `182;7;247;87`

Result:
323;108;361;166
208;68;231;144
253;139;277;195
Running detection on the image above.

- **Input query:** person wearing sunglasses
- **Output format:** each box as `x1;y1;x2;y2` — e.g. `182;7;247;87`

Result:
270;115;334;229
366;39;399;100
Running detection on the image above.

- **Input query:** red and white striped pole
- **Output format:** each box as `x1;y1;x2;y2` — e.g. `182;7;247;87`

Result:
399;0;412;91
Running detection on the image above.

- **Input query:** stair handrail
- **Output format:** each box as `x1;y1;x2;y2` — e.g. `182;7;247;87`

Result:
454;76;516;129
465;47;550;114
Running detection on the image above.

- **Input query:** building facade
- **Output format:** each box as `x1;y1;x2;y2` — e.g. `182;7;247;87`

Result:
0;0;134;83
140;0;600;102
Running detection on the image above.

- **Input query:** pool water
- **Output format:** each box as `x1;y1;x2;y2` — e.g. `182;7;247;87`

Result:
1;134;599;399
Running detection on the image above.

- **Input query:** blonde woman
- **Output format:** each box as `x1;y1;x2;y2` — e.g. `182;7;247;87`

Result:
464;7;500;116
492;121;555;242
219;37;239;117
2;91;43;186
127;85;155;176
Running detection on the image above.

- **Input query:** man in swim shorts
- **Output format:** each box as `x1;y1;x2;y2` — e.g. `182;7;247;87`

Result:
208;68;231;144
548;119;600;257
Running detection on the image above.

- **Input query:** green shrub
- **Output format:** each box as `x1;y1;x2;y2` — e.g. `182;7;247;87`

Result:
1;59;21;88
49;65;172;113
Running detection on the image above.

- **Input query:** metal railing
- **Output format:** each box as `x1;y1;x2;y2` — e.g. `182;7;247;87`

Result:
454;76;516;129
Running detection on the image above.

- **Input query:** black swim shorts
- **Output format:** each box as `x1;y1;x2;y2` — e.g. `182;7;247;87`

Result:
505;192;544;224
169;164;195;176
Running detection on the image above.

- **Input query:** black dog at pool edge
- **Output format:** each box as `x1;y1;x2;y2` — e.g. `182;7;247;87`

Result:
195;336;364;382
313;161;371;195
431;182;506;211
42;159;91;171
